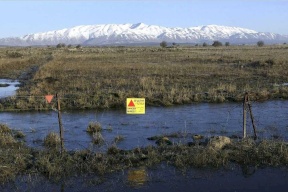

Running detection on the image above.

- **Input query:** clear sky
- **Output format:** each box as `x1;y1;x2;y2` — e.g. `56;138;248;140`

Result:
0;0;287;38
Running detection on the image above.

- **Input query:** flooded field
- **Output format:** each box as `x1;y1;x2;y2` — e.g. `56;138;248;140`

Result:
0;100;287;151
2;164;288;192
1;100;288;191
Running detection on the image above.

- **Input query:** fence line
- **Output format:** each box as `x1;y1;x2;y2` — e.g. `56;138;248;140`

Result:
1;97;287;151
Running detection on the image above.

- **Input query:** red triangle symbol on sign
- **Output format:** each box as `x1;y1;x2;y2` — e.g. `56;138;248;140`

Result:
128;100;135;107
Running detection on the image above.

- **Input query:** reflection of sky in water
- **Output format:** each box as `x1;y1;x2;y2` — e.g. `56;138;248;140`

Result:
1;100;288;151
0;79;19;98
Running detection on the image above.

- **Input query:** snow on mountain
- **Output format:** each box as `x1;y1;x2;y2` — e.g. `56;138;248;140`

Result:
0;23;287;46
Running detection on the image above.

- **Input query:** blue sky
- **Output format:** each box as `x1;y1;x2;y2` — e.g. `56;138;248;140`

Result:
0;0;287;38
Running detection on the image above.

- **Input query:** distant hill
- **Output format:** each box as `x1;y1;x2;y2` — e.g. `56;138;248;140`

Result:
1;23;287;46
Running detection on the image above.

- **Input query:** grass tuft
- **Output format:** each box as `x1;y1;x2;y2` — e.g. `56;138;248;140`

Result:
44;132;61;148
86;121;102;134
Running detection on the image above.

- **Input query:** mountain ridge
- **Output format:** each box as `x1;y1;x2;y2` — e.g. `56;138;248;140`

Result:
0;23;287;46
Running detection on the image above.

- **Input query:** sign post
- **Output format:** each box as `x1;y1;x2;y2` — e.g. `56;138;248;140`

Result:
56;93;64;154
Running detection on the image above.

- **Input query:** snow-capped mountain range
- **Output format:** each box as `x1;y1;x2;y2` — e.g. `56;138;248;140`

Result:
1;23;287;46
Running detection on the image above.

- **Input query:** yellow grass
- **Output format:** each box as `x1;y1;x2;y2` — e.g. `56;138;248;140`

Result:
0;45;288;110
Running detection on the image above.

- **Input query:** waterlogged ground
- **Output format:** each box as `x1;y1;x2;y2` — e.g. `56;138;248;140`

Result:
1;164;288;192
0;79;19;98
0;100;287;151
0;100;288;191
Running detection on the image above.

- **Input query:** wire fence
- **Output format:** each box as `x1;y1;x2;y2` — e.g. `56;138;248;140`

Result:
1;93;287;151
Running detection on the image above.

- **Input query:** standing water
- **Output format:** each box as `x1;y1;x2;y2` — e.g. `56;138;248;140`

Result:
0;100;287;151
0;79;20;98
0;100;288;191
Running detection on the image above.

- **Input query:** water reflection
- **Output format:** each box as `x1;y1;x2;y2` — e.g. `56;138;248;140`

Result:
0;100;287;151
2;164;288;191
127;168;148;187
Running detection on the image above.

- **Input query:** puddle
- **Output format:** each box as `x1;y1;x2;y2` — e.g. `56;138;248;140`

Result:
0;79;20;98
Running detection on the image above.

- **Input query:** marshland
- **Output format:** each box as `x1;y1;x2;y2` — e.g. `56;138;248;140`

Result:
1;45;288;110
1;45;288;190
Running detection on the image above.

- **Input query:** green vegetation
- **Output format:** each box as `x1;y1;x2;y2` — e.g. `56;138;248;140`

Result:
257;40;265;47
0;45;288;111
160;41;168;48
212;40;223;47
56;43;66;48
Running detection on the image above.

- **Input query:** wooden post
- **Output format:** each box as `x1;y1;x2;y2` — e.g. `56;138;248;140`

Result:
247;96;257;140
56;93;64;154
243;92;248;139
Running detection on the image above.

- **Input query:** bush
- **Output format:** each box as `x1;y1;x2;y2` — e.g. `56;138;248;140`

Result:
56;43;66;48
257;41;264;47
202;42;208;47
160;41;167;48
76;44;81;49
212;41;222;47
225;42;230;46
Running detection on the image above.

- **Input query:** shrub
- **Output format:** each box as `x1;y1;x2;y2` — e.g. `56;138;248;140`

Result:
257;41;264;47
202;42;208;47
212;41;222;47
76;44;81;49
225;42;230;46
56;43;66;48
160;41;167;48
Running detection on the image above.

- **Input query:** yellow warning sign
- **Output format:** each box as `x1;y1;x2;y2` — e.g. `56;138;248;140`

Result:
126;98;145;114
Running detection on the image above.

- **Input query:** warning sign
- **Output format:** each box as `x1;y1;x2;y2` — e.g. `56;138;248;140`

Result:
45;95;54;103
126;98;145;114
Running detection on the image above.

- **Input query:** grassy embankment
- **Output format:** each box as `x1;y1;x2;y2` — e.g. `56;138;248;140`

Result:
0;45;288;110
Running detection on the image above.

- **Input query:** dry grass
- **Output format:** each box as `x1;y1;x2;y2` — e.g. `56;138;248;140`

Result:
0;45;288;110
44;132;61;148
86;121;102;133
92;132;105;145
